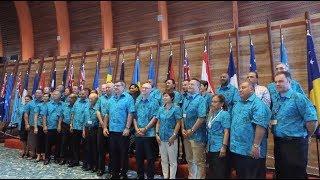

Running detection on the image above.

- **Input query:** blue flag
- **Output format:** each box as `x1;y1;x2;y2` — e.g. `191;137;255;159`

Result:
93;61;100;90
148;53;156;85
132;56;141;87
32;70;40;95
50;68;56;91
3;74;14;122
9;90;21;127
249;37;257;72
228;41;238;89
280;34;288;67
22;72;29;105
306;30;320;120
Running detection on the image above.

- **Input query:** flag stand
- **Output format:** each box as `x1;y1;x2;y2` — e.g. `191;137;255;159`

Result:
316;126;320;176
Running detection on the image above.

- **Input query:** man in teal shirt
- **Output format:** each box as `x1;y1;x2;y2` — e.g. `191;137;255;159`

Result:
134;82;159;179
59;93;77;166
103;81;135;179
96;83;114;176
181;78;207;179
41;90;63;165
271;71;318;179
148;79;162;106
216;73;240;113
230;81;271;179
268;62;306;104
24;89;43;159
83;93;100;172
69;90;89;167
165;79;182;106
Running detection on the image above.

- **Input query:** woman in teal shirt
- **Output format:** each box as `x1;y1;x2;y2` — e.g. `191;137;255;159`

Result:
155;91;182;179
19;95;32;158
207;94;231;179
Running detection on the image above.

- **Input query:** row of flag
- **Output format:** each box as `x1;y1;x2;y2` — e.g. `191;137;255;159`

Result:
0;26;319;126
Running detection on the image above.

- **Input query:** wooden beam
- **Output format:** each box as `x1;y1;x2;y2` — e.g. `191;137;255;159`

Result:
232;1;238;30
158;1;169;41
267;19;275;80
0;28;3;57
54;1;71;56
14;1;34;61
100;1;113;49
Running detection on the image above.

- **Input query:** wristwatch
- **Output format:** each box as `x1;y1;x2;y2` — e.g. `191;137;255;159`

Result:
156;132;159;136
191;128;194;133
253;143;260;148
173;132;177;137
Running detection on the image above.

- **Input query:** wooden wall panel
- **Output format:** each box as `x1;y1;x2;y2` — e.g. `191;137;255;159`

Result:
29;1;58;58
69;1;102;53
0;1;21;57
27;60;41;92
238;1;320;27
55;57;67;87
167;1;233;38
112;1;158;47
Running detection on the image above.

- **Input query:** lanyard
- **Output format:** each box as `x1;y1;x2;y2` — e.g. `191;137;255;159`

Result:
207;109;223;129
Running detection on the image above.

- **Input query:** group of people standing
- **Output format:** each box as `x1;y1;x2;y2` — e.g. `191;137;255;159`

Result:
16;62;318;179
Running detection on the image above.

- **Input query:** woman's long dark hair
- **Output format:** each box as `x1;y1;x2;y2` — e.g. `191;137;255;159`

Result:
213;94;228;111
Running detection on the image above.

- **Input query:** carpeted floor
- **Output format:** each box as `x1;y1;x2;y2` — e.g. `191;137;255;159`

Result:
0;144;162;179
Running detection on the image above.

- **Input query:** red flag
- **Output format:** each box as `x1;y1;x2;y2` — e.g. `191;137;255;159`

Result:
166;50;175;80
39;68;47;90
0;73;8;98
201;45;214;93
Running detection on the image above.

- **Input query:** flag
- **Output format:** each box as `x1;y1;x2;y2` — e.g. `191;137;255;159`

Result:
0;73;8;120
39;68;47;90
93;61;100;90
21;71;29;105
201;45;214;93
68;61;74;89
106;58;113;83
148;52;156;84
10;73;22;126
306;29;320;120
249;36;257;72
79;62;85;90
120;59;125;81
50;68;56;91
183;47;190;81
132;56;141;86
3;73;14;122
280;33;288;67
32;70;40;95
62;66;67;87
228;41;238;89
166;50;175;80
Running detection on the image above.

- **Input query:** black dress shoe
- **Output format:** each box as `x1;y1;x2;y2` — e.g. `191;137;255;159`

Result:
43;159;50;165
82;165;90;171
59;160;66;165
97;170;104;177
91;167;97;173
54;159;60;164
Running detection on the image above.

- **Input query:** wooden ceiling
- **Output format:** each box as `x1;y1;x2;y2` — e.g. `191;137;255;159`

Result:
0;1;320;58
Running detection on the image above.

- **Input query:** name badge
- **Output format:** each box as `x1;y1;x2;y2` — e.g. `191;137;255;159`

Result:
270;119;277;125
183;114;187;118
88;120;93;125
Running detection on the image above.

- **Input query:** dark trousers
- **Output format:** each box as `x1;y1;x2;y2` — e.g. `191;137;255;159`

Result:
233;153;263;179
97;127;107;172
71;129;82;165
45;129;59;160
36;126;45;154
60;122;71;162
135;137;156;179
85;127;98;169
109;132;129;178
274;136;308;179
207;151;229;179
